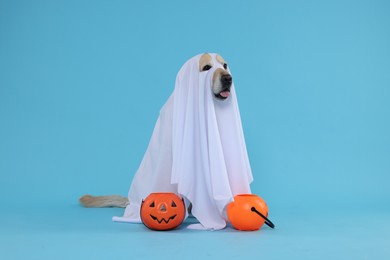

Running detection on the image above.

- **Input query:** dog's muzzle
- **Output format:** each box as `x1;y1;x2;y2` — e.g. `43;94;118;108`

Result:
216;74;232;100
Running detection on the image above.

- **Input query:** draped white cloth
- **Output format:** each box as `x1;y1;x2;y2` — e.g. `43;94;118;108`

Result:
113;53;253;230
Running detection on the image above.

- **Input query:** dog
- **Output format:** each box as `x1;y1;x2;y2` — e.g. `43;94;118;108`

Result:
79;53;234;210
81;52;253;230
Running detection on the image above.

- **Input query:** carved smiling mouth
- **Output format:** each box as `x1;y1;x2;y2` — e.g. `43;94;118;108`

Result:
150;214;177;224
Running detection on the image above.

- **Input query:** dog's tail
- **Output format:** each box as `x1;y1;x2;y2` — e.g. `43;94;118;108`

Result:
79;195;129;208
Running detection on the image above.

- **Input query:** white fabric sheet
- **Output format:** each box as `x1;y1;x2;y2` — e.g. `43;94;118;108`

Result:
113;53;253;230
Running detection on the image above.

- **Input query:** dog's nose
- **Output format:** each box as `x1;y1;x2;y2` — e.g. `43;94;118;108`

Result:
221;74;232;86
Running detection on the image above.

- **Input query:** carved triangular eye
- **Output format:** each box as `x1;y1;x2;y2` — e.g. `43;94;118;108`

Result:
171;201;177;207
149;201;155;207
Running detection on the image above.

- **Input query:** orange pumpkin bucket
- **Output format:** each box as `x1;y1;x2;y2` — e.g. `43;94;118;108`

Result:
140;193;186;231
227;194;275;231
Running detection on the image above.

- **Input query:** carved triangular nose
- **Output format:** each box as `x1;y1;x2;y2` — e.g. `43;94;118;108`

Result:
160;204;167;212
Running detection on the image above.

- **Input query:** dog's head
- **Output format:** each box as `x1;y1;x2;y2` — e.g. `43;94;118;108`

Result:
199;53;232;100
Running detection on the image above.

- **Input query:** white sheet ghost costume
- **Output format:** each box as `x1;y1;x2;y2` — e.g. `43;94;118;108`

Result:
113;53;253;230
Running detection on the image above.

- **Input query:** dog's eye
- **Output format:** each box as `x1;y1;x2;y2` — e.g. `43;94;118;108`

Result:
223;63;228;70
202;65;212;71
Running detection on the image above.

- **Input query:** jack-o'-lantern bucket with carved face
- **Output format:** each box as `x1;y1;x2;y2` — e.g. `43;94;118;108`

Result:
140;193;186;231
227;194;275;231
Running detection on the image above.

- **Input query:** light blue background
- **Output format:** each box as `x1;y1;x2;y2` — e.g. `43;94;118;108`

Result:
1;0;389;259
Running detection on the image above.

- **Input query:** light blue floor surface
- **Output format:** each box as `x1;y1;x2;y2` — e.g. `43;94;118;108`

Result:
1;201;389;260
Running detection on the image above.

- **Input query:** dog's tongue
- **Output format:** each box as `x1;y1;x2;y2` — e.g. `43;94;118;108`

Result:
220;91;230;98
